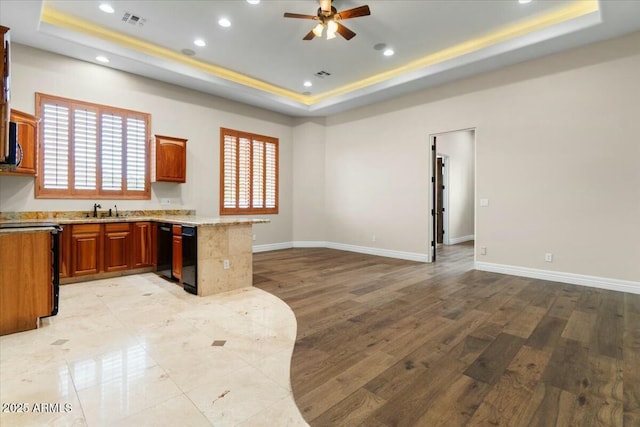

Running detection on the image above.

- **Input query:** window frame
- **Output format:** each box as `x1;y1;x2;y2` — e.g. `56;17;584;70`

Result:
35;93;151;199
219;127;279;215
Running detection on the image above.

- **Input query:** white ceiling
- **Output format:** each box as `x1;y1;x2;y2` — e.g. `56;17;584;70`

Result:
2;0;640;117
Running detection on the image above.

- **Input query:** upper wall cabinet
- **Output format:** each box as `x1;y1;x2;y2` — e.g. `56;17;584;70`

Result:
0;109;38;175
153;134;187;183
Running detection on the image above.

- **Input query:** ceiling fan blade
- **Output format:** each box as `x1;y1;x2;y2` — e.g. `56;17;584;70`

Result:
283;12;318;19
303;29;316;40
336;5;371;20
335;22;356;40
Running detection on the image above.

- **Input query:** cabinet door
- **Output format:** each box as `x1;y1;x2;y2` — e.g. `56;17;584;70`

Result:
172;235;182;281
0;231;52;335
59;225;71;278
104;223;131;272
0;26;8;164
132;222;153;268
154;135;187;183
7;109;37;175
71;224;102;276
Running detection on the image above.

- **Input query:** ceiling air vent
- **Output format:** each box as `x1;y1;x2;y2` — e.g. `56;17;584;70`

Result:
315;71;331;78
122;12;146;27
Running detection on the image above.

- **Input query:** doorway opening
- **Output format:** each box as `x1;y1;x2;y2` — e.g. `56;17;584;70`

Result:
430;129;476;262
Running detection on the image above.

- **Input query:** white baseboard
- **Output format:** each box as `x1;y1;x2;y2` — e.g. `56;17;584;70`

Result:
292;241;329;248
475;261;640;295
254;241;428;262
447;235;475;245
252;242;293;253
326;242;428;262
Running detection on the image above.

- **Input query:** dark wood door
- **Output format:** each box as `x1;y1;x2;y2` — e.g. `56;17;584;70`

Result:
155;135;187;182
132;222;152;268
104;223;131;272
172;235;182;281
436;157;444;244
59;225;71;278
71;225;102;276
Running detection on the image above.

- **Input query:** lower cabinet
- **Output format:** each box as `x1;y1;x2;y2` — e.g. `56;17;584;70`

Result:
132;222;154;268
61;221;154;281
0;231;52;335
71;224;102;276
172;225;182;281
104;223;131;272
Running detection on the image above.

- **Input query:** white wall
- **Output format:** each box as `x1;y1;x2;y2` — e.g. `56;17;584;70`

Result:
323;31;640;283
436;130;475;242
0;44;293;245
292;118;326;243
3;32;640;286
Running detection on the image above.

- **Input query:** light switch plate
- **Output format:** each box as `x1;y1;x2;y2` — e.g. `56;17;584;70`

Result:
480;198;489;207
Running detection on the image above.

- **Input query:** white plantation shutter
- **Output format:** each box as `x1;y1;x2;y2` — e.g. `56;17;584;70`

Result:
42;104;70;189
126;118;146;191
238;137;251;209
101;113;123;191
265;142;277;209
252;141;264;209
36;94;150;199
73;109;97;190
220;128;278;214
223;134;237;209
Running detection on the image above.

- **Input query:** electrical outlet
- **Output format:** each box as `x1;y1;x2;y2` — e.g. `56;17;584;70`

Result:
160;198;171;206
372;234;377;242
480;247;487;255
252;234;256;241
223;259;230;269
479;198;489;207
545;253;553;262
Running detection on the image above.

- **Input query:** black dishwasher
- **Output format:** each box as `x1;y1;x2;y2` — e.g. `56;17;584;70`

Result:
181;226;197;295
156;223;173;281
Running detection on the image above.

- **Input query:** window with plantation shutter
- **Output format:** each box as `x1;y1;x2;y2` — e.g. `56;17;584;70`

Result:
35;93;151;199
220;128;278;215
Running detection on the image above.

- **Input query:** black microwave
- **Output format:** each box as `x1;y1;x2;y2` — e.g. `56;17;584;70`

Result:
1;121;18;168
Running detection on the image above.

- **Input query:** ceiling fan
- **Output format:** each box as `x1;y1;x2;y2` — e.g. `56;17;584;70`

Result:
284;0;371;41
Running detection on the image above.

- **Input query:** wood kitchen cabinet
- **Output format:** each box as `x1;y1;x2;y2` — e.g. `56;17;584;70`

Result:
172;224;182;281
104;223;131;272
59;225;71;278
0;230;52;335
0;26;9;165
132;221;153;268
0;109;37;175
71;223;102;276
153;135;187;183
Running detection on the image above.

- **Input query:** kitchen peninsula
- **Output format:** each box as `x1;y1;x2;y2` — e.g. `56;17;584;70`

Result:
0;211;268;297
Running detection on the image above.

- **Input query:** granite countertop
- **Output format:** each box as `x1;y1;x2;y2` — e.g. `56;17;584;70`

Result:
0;215;269;229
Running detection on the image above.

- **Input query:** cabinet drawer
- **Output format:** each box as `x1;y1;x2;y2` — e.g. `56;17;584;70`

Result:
105;223;131;233
72;223;101;234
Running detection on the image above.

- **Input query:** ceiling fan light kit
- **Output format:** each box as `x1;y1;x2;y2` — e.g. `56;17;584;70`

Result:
284;0;371;41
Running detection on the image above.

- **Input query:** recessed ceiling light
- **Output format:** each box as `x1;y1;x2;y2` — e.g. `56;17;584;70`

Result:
95;55;110;63
98;3;114;14
247;0;260;4
383;48;395;57
194;39;206;47
373;43;387;51
218;17;231;28
518;0;532;4
303;81;312;88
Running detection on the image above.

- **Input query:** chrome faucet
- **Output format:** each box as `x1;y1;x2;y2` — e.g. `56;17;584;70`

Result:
93;203;101;218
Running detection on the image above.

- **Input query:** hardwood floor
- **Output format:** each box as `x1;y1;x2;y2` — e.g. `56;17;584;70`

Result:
253;243;640;426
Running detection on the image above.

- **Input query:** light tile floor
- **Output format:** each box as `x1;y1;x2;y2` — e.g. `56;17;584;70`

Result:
0;273;308;426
